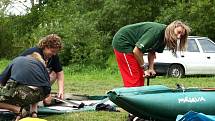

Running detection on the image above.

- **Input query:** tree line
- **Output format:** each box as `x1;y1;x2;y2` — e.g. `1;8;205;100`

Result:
0;0;215;67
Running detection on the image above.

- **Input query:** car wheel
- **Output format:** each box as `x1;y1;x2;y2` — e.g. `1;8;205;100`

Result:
167;64;185;78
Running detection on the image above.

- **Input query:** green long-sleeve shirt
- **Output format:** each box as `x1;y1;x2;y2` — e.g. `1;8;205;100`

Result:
112;22;166;53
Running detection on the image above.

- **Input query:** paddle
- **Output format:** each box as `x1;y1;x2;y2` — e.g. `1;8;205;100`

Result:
53;97;85;109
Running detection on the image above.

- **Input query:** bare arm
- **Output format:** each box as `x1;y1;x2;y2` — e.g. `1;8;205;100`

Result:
56;71;64;99
145;51;156;77
0;103;21;113
148;51;156;70
133;46;144;66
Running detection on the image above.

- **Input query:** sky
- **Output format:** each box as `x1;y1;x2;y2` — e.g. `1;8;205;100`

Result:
4;0;33;15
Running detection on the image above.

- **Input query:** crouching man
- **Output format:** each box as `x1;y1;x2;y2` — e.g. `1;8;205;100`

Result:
0;52;51;121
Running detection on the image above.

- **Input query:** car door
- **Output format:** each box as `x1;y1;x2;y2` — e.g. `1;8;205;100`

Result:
197;38;215;74
177;38;206;74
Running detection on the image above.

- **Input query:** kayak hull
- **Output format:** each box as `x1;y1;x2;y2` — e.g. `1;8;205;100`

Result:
107;85;215;121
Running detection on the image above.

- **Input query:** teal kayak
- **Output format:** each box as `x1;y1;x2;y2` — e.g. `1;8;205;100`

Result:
107;85;215;121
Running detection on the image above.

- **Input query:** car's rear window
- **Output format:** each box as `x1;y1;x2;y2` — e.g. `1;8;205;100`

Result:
198;39;215;53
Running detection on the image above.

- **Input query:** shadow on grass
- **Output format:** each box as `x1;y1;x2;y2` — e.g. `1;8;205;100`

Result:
155;74;215;78
184;75;215;78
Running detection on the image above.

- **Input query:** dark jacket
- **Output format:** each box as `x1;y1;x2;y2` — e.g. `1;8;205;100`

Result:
20;47;62;73
0;56;51;96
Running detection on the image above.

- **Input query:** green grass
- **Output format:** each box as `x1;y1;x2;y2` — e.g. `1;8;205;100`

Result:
43;66;215;121
1;59;215;120
0;59;10;72
44;111;128;121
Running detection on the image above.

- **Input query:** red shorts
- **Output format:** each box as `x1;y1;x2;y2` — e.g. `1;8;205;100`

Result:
114;49;144;87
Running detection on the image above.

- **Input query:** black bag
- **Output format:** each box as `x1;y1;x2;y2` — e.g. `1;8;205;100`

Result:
95;103;117;112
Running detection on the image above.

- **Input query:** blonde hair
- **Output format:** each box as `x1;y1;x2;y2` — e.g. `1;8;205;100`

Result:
165;20;191;54
30;52;46;66
37;34;63;50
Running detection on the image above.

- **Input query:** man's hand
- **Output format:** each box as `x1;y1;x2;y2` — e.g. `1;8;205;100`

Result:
43;92;64;106
144;69;156;78
43;94;52;105
57;91;64;100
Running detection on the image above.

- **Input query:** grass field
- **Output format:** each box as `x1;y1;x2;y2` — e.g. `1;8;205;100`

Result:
1;59;215;121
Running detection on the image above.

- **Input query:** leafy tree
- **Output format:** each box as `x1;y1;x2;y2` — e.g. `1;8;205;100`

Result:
157;0;215;40
96;0;168;35
1;0;215;67
0;18;15;58
24;0;110;66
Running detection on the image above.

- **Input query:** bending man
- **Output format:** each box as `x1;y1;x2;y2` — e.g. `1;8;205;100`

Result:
112;20;190;87
0;52;51;120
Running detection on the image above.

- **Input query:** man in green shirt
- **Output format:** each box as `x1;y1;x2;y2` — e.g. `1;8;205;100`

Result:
112;20;190;87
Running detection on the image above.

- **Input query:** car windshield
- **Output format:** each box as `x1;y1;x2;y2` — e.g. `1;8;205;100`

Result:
198;38;215;53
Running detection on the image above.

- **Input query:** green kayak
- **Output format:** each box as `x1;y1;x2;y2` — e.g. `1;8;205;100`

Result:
107;85;215;121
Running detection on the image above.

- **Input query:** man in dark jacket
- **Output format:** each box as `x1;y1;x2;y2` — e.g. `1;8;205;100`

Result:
0;52;51;120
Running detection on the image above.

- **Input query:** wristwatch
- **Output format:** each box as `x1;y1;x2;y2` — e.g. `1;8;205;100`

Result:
141;64;148;70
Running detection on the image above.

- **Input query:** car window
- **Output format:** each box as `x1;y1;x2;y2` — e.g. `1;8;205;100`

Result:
187;39;200;52
198;39;215;53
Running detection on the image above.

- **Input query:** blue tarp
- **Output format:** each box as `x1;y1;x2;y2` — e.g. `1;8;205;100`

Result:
176;111;215;121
